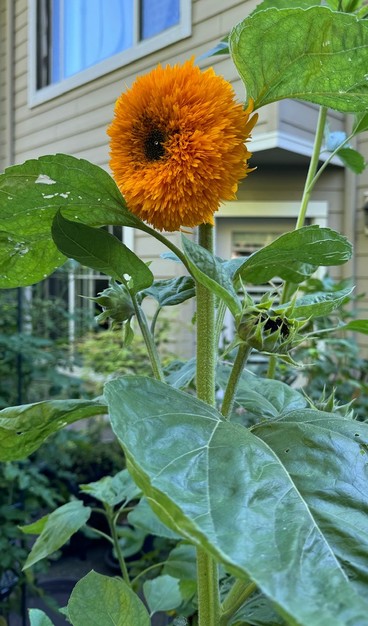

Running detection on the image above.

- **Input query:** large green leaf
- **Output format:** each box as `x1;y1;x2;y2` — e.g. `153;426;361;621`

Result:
274;286;354;318
0;154;142;287
230;7;368;112
22;500;91;569
252;0;321;11
52;212;153;292
253;409;368;597
67;571;150;626
235;226;352;285
182;235;241;318
105;376;368;626
0;397;106;461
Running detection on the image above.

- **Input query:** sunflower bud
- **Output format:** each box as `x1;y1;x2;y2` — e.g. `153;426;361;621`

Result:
237;306;302;354
93;281;135;327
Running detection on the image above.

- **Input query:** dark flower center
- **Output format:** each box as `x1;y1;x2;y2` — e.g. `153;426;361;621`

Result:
144;128;166;161
262;314;290;338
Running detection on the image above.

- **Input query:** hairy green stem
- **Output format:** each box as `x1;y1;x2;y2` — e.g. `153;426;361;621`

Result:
196;224;216;405
266;355;277;379
196;223;221;626
130;293;165;382
221;344;252;419
220;580;257;626
215;299;228;349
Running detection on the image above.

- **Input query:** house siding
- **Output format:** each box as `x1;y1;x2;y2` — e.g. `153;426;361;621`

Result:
0;1;8;172
3;0;368;356
12;0;343;166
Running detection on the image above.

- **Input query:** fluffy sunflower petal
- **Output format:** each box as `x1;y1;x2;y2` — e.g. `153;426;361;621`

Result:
108;60;257;231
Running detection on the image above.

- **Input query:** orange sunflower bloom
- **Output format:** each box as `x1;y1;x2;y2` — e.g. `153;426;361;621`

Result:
107;59;257;232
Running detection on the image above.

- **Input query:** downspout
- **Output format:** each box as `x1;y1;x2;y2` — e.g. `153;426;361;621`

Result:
342;114;357;287
5;0;15;166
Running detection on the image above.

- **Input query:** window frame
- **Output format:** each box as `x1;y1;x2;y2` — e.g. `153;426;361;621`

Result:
28;0;192;108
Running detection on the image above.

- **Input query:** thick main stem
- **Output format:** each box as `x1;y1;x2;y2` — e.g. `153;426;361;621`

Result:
196;223;221;626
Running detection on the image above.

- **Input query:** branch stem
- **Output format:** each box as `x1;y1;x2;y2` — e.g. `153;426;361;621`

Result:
130;293;165;382
221;344;252;419
104;505;131;587
220;579;257;626
295;106;328;230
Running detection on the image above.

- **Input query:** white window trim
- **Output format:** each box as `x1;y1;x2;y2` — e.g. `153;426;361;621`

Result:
216;201;328;226
28;0;192;108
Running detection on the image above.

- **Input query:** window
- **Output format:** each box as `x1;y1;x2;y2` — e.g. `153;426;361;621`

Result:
30;0;191;105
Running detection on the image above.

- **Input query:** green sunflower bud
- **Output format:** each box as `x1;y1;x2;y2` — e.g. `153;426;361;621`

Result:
93;281;135;327
237;306;302;354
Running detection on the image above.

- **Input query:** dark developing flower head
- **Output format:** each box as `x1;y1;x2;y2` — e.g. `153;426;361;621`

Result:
93;281;135;328
237;306;304;355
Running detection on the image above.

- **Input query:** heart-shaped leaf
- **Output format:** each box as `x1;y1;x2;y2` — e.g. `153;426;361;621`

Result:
253;409;368;597
274;286;354;318
235;226;352;284
230;7;368;112
0;154;142;287
67;571;150;626
105;376;368;626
